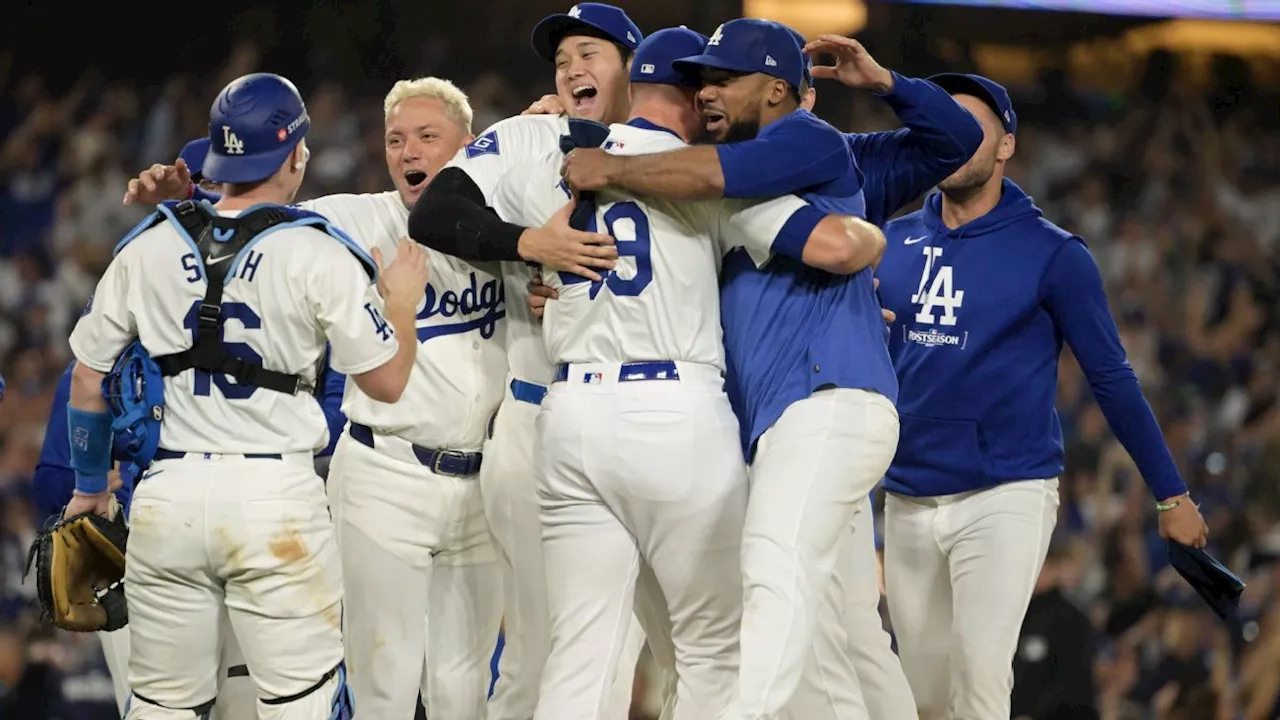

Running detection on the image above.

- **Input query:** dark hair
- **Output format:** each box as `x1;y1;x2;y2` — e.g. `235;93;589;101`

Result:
552;28;633;63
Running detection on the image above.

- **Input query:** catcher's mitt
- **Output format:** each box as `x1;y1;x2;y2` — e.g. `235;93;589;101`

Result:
25;497;129;632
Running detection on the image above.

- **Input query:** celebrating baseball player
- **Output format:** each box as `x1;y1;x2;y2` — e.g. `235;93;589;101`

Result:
873;74;1210;719
123;75;514;719
559;21;983;719
66;72;427;718
408;6;680;718
415;26;888;720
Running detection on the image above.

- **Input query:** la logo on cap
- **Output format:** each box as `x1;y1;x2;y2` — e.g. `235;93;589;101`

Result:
708;24;724;46
568;4;581;18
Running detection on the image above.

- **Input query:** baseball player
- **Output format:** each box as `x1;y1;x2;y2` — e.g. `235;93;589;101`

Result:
39;138;351;720
874;74;1207;720
122;76;518;719
418;28;888;720
408;6;671;719
67;72;426;719
559;20;985;719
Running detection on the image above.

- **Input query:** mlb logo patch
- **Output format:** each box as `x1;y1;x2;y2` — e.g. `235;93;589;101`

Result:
465;131;500;159
604;140;624;151
641;63;655;75
583;372;603;385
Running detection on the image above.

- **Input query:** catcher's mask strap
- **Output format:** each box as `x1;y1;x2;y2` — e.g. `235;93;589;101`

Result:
151;201;305;396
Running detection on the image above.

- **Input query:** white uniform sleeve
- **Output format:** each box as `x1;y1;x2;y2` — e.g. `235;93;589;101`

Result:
309;244;400;376
444;115;562;206
68;249;137;372
714;195;812;268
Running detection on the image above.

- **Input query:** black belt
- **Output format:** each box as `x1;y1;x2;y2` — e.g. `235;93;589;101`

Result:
348;423;482;477
153;448;283;461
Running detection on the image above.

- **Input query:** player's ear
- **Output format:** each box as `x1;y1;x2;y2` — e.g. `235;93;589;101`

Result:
801;87;817;112
766;78;788;108
997;133;1015;162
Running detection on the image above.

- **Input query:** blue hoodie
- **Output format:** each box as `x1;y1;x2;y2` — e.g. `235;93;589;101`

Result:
876;179;1185;500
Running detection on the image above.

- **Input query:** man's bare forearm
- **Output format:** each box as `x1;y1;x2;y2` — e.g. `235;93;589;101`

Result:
611;146;726;200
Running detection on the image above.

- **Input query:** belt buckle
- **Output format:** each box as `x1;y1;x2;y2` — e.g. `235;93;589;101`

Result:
432;450;460;476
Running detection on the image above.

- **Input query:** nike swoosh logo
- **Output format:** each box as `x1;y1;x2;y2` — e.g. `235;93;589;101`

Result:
141;469;165;480
904;235;929;245
206;255;231;265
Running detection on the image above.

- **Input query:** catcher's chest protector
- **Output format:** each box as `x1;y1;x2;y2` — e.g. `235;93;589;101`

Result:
113;199;374;396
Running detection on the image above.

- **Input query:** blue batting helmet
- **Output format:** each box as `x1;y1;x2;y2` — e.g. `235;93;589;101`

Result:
202;73;311;184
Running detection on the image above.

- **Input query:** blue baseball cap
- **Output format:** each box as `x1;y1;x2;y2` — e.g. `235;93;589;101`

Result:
531;3;643;63
202;73;310;184
673;18;805;92
631;27;708;88
177;137;211;181
929;73;1018;134
783;26;813;89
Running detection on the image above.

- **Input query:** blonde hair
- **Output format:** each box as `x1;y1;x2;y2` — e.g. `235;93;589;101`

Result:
383;77;474;134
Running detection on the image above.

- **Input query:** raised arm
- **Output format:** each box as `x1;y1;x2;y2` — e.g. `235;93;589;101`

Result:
802;34;982;226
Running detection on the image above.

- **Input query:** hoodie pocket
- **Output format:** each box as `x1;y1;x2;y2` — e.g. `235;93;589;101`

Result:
895;413;990;484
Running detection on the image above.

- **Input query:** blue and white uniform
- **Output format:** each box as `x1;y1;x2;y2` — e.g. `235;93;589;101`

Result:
875;73;1184;720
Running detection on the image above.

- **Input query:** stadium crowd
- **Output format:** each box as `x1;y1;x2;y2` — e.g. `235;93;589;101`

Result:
1;35;1278;720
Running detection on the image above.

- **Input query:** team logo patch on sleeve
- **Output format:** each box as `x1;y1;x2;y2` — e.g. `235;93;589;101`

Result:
81;294;94;316
465;131;500;159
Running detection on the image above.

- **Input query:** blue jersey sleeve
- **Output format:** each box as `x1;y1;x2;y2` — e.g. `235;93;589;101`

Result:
845;72;983;226
33;365;76;520
717;112;851;199
317;350;348;458
1041;239;1187;501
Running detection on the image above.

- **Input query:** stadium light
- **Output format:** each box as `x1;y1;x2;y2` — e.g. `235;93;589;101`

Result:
743;0;868;39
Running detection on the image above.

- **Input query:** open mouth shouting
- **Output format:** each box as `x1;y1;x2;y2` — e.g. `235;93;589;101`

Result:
571;84;598;115
702;107;728;135
404;170;428;189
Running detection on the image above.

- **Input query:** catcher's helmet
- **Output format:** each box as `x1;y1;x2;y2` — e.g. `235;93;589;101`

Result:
202;73;310;184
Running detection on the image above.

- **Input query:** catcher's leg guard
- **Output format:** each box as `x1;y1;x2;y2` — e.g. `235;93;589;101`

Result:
257;662;354;720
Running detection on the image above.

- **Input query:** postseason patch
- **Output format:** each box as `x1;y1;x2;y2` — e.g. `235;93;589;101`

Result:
81;293;94;317
465;131;500;159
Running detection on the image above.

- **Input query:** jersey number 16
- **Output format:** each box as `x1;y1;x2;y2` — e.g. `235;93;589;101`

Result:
558;201;653;299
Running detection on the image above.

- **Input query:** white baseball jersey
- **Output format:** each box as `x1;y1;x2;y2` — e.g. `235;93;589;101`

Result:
443;114;569;385
68;209;396;455
485;121;811;369
301;192;507;451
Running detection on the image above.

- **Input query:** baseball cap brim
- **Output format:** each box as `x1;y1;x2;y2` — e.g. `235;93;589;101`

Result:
531;15;612;62
178;137;211;181
200;139;298;185
929;73;1011;132
672;53;757;79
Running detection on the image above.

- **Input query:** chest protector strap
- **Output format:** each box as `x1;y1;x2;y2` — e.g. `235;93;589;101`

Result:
152;200;304;395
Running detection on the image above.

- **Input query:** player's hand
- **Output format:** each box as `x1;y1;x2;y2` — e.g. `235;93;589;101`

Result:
1158;494;1209;549
874;277;895;324
527;276;560;321
518;200;617;282
523;94;567;116
804;35;894;94
63;490;113;520
123;160;192;205
373;239;430;312
560;148;618;193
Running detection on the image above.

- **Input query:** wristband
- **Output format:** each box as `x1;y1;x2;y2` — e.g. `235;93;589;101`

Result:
68;407;114;495
1156;496;1185;512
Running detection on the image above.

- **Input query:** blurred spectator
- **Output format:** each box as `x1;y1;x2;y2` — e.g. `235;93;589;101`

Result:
1013;539;1098;720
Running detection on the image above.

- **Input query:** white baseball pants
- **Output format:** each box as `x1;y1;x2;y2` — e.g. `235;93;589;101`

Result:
534;361;747;720
328;430;503;720
734;388;899;720
841;497;917;720
483;376;677;720
884;478;1059;720
122;453;350;720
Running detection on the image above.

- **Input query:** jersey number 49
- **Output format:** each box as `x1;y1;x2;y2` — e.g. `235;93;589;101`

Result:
558;201;653;299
